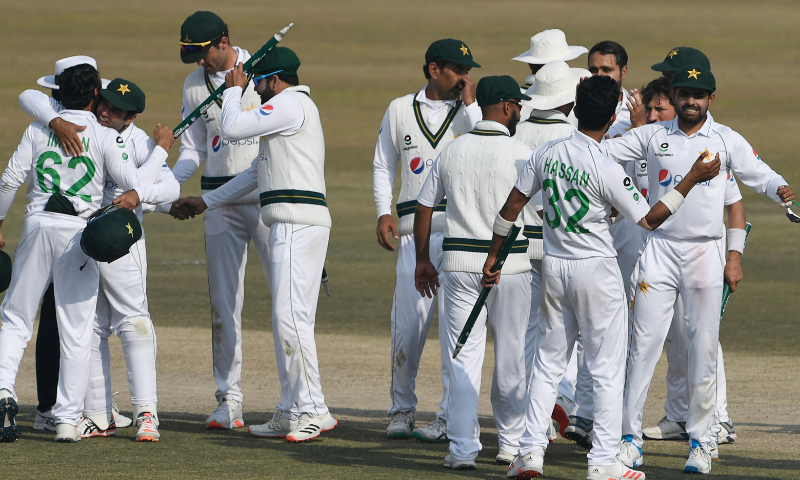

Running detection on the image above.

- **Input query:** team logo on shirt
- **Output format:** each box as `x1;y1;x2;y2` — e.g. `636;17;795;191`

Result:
658;169;672;186
660;142;668;152
633;193;640;201
116;136;125;148
212;135;222;152
404;135;412;146
410;157;425;174
259;104;274;116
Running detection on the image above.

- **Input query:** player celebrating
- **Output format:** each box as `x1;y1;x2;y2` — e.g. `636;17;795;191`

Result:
372;38;481;441
604;65;793;475
490;75;719;480
414;76;532;470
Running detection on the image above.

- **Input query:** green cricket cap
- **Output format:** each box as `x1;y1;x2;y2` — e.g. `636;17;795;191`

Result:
81;207;143;263
425;39;481;68
651;47;710;72
476;75;531;107
249;47;301;76
100;78;145;114
0;250;11;293
180;11;227;64
670;64;716;92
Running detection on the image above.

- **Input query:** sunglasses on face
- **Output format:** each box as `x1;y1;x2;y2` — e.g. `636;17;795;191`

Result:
179;35;222;53
252;70;283;87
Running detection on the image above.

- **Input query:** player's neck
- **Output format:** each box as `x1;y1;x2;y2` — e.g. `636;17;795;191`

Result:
577;128;605;143
222;46;238;72
678;116;707;137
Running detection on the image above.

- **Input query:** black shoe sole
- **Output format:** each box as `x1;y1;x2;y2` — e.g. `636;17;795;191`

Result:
564;430;592;449
0;397;21;443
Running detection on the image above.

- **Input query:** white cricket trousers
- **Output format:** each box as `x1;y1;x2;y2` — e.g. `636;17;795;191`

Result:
0;212;98;426
388;233;449;418
443;270;530;461
519;255;627;466
623;233;724;449
204;203;272;403
85;237;157;424
269;223;329;417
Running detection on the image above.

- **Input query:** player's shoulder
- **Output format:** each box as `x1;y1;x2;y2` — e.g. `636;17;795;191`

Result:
388;93;416;109
706;117;745;144
183;67;206;88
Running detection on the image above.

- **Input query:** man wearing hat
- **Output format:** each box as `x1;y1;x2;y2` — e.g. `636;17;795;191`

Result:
371;38;481;442
175;46;336;442
651;47;710;80
603;65;794;474
414;75;531;469
171;11;272;430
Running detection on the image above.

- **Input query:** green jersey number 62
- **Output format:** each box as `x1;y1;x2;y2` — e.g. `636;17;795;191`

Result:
36;151;96;202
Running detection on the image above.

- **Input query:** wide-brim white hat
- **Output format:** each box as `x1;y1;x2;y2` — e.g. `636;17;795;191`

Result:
522;62;590;111
512;29;588;65
37;55;109;89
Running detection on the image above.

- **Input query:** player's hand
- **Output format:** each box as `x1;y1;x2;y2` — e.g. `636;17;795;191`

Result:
777;185;795;206
49;117;86;157
461;74;477;106
724;252;743;292
376;214;399;251
627;89;646;128
153;124;175;151
414;261;439;298
225;63;248;90
481;255;501;288
687;152;721;183
168;202;194;220
175;196;208;216
112;190;141;210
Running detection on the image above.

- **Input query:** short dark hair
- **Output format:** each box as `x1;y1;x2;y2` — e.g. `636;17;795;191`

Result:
210;26;229;48
275;72;299;86
423;60;447;80
589;41;628;69
575;75;619;131
641;76;674;106
60;64;101;110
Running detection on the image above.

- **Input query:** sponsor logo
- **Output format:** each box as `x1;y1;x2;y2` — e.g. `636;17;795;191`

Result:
259;104;274;116
639;161;647;172
634;193;640;201
658;169;672;186
212;136;257;153
410;157;425;174
641;188;648;199
122;153;128;160
212;135;222;152
660;142;669;152
727;170;733;181
623;176;634;191
753;148;761;161
404;134;412;146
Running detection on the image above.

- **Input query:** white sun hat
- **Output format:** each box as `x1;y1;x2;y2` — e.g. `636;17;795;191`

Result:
37;55;110;90
522;61;590;111
512;29;588;65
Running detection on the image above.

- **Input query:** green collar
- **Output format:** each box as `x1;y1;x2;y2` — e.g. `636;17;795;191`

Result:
413;96;463;148
526;116;569;125
469;129;508;136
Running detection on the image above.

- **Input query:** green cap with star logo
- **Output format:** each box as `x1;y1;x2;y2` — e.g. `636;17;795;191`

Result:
651;47;710;72
476;75;531;106
81;206;143;263
100;78;146;114
670;64;716;92
249;47;301;76
425;38;481;68
180;11;227;64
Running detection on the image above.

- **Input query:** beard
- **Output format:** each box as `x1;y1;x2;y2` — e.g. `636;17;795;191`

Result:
676;104;707;125
508;109;520;137
259;84;277;103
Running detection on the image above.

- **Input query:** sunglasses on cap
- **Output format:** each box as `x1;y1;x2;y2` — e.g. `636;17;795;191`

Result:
252;70;283;86
180;34;222;53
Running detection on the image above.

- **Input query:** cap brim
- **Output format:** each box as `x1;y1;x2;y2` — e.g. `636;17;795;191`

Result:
181;46;210;64
650;61;677;72
100;89;137;112
450;58;481;68
511;46;588;64
38;75;58;89
669;81;715;92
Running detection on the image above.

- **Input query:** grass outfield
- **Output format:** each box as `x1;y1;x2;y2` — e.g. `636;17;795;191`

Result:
1;0;800;478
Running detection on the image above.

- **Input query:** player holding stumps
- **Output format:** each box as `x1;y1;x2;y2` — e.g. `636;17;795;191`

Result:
492;75;720;480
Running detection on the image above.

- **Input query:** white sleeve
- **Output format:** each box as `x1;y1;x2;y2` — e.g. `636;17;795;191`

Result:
130;145;169;204
220;86;304;140
464;101;482;129
599;156;651;224
531;191;543;211
728;136;787;204
140;159;180;206
172;85;207;184
19;90;61;126
104;136;157;195
0;126;36;220
417;155;445;208
201;158;258;209
372;107;399;218
724;173;742;206
514;149;542;198
600;127;649;164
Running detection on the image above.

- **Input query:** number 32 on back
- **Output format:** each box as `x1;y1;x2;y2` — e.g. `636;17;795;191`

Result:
542;179;590;234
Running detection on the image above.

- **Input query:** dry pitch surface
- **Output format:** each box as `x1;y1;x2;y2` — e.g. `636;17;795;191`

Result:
2;0;800;478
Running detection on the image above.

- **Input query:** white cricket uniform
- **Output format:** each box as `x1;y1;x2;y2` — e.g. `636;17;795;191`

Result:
373;87;480;419
418;120;532;461
0;109;163;425
171;47;271;405
515;130;651;467
203;83;331;418
602;113;787;449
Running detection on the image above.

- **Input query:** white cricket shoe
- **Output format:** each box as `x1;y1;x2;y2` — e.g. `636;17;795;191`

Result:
111;392;133;428
33;409;57;431
617;435;644;468
0;391;21;443
684;440;712;474
386;410;414;439
642;416;688;440
710;441;719;461
506;453;544;479
249;411;297;438
136;412;160;442
586;460;645;480
552;394;572;438
716;421;737;444
443;454;476;470
411;416;448;443
286;412;337;442
495;449;516;465
77;416;117;438
55;423;80;443
205;397;244;430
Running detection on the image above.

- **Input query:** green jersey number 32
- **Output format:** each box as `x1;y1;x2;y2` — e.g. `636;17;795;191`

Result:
542;179;589;234
36;151;96;202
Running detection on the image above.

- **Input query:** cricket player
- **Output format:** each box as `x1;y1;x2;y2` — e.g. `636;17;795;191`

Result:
0;64;167;443
604;65;794;475
171;11;272;429
176;46;335;442
414;76;532;470
373;38;481;441
491;74;719;480
18;78;180;442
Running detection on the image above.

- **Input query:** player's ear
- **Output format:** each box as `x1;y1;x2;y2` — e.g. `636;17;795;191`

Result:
125;113;137;126
708;92;715;107
620;65;628;81
605;113;617;133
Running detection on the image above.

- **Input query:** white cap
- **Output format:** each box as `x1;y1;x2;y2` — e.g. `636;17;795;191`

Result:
512;29;588;65
522;61;590;111
37;55;110;90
